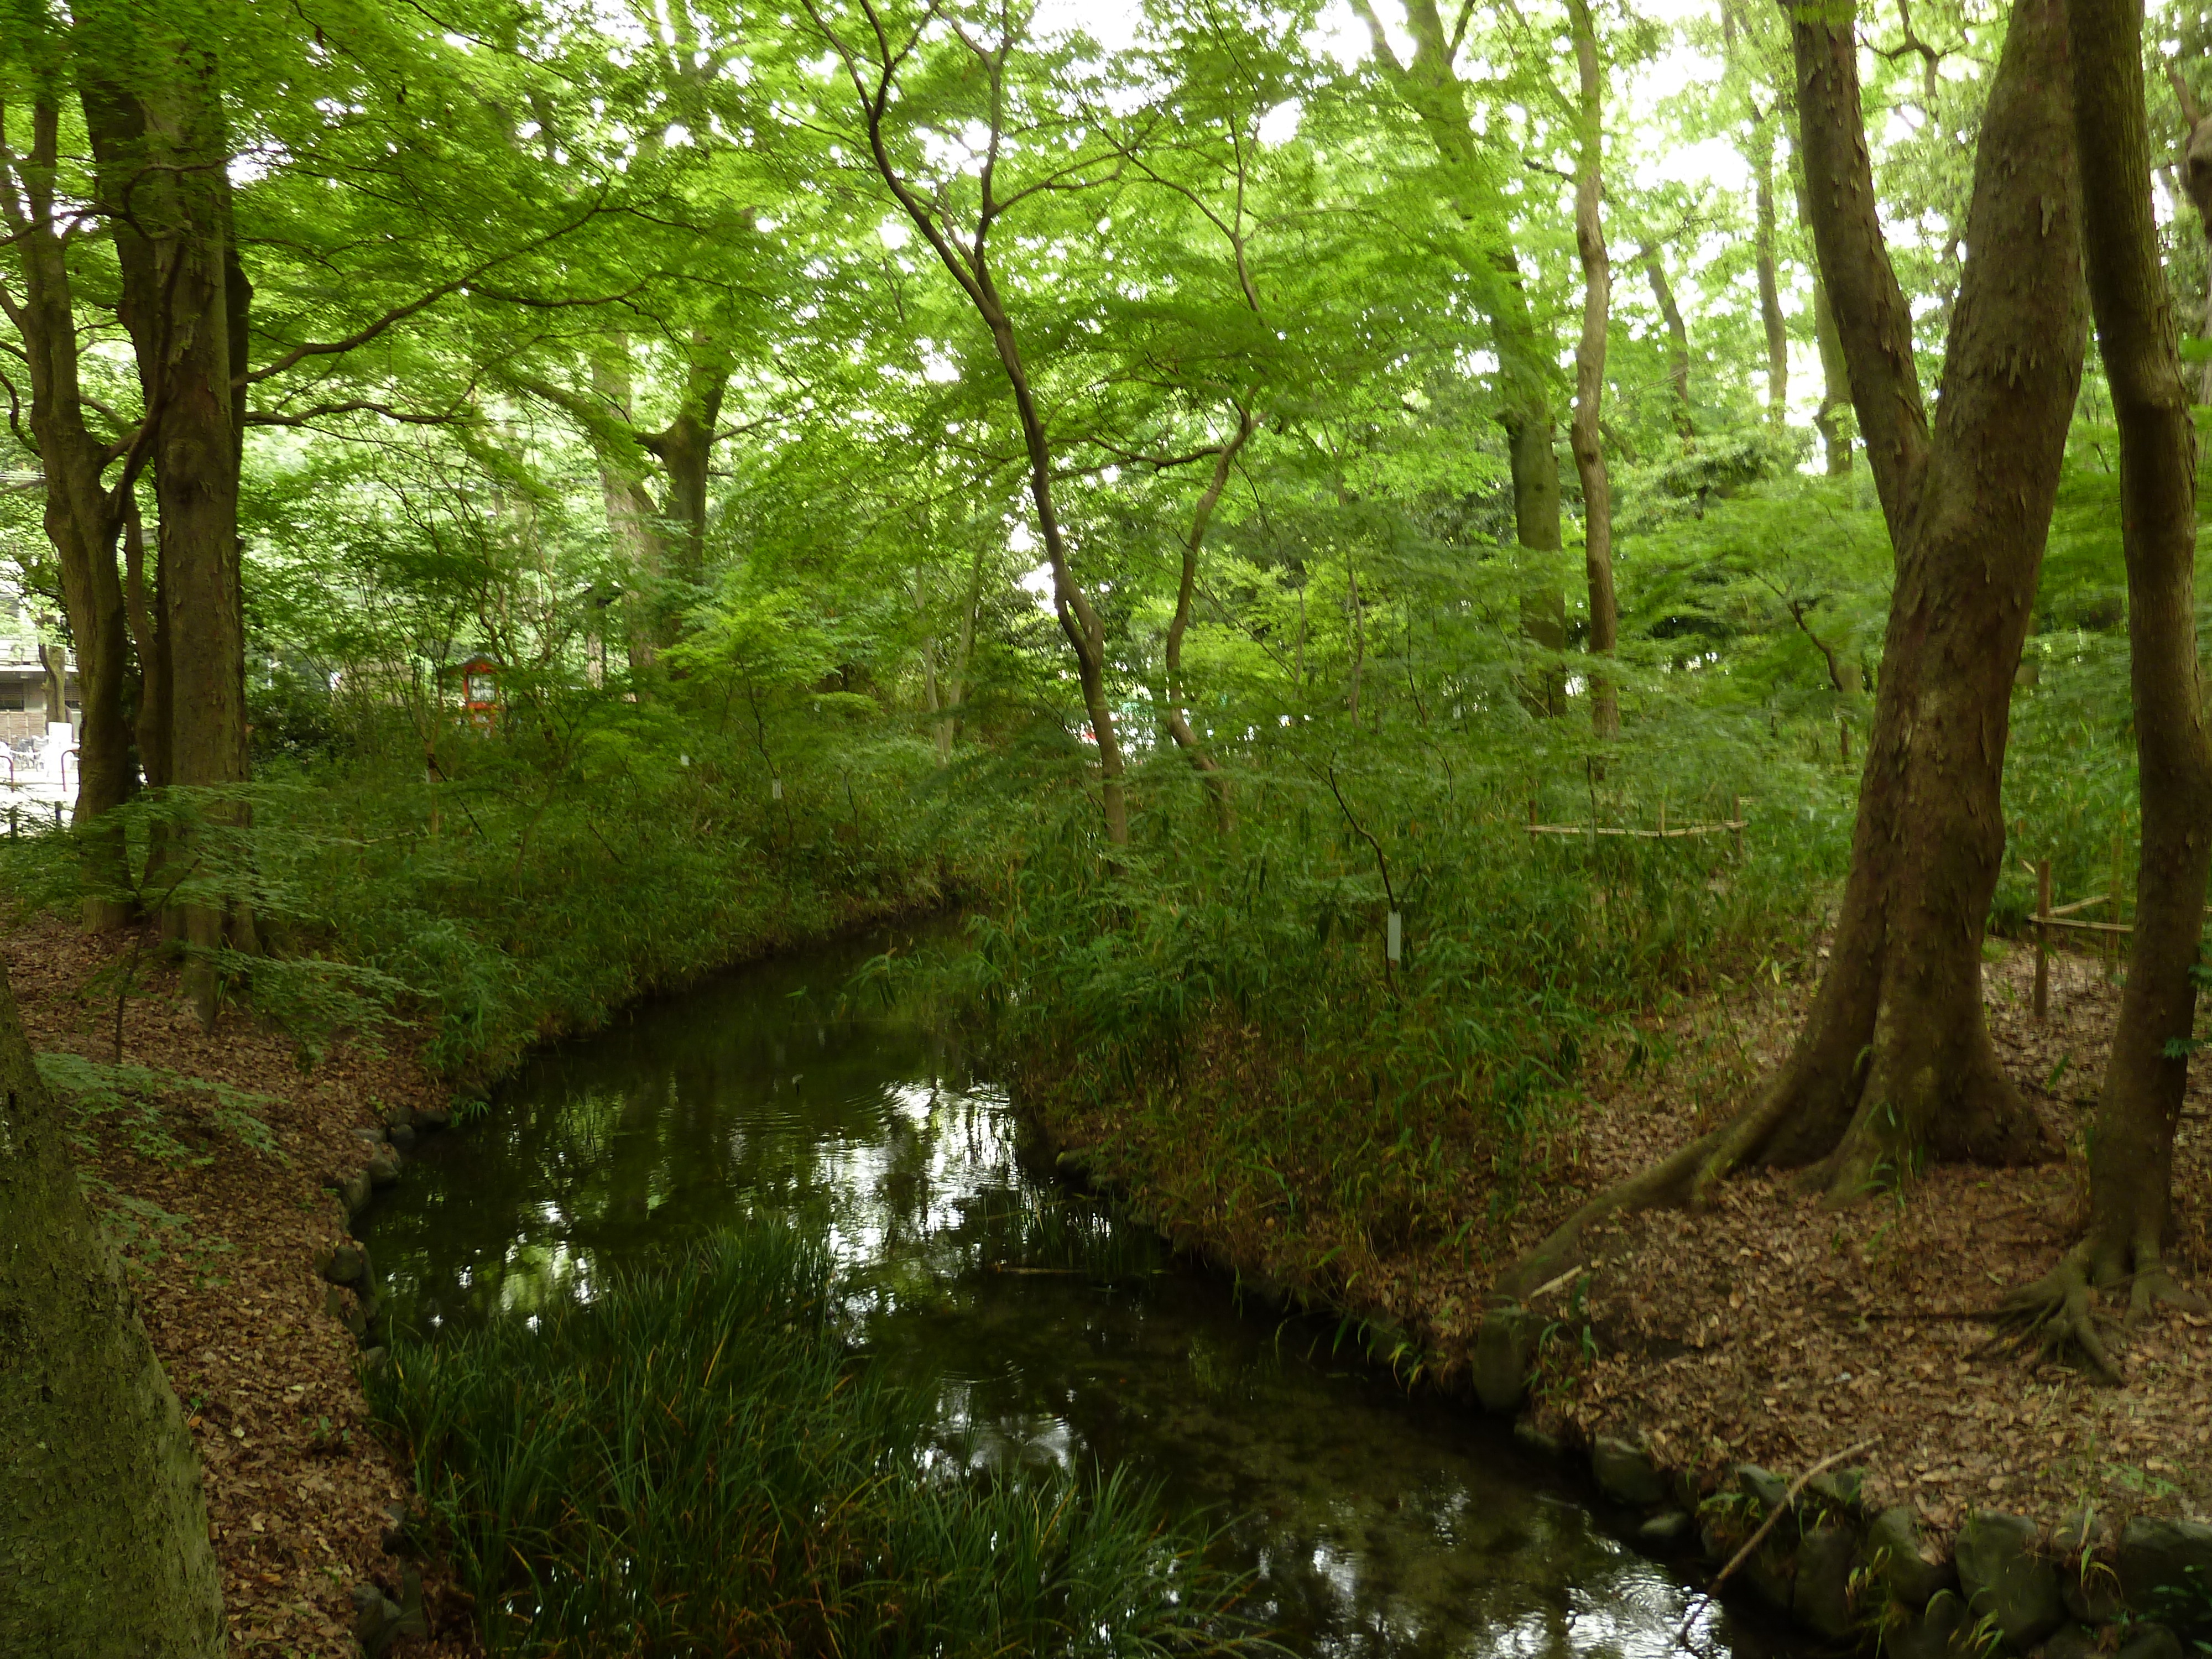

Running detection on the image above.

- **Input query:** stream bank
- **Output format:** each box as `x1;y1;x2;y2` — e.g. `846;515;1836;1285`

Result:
1021;940;2212;1657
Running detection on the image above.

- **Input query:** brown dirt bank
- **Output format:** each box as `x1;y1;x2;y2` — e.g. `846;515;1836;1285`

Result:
15;885;945;1655
8;913;467;1657
1027;938;2211;1627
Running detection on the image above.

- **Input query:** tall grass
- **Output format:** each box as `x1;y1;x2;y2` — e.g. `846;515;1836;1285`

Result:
368;1221;1267;1657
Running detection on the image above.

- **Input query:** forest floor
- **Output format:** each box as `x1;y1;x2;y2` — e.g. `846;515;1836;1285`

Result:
1519;938;2212;1536
9;914;472;1659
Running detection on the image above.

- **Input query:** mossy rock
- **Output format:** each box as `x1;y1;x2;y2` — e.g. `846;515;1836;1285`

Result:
1591;1435;1667;1507
1955;1511;2062;1651
2116;1517;2212;1634
1864;1505;1957;1611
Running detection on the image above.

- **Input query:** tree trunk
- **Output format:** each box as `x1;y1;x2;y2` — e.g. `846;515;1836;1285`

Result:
0;90;137;928
937;541;988;764
2177;111;2212;402
586;351;669;672
81;13;252;1023
1500;0;2085;1294
1642;249;1696;445
1344;0;1567;684
1792;153;1856;472
1505;406;1566;714
1752;121;1790;430
1164;410;1253;832
1568;0;1620;740
640;334;730;610
0;960;225;1655
2011;0;2212;1363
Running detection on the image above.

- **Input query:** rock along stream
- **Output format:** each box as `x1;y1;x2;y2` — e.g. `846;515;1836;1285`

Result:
362;926;1788;1658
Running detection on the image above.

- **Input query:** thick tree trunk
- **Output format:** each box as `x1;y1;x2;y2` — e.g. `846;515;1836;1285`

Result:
0;92;135;927
0;961;225;1655
2011;0;2212;1365
639;334;730;615
585;352;669;671
82;14;252;1021
1505;405;1566;714
1568;0;1620;740
1500;0;2084;1295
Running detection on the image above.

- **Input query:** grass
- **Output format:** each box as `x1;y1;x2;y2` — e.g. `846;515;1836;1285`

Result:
367;1219;1272;1658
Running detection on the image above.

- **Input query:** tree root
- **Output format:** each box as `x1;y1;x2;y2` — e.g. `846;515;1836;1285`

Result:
1992;1253;2121;1383
1994;1244;2207;1384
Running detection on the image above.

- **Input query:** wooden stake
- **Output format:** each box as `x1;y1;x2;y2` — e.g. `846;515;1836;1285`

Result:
2035;858;2052;1020
2111;832;2126;969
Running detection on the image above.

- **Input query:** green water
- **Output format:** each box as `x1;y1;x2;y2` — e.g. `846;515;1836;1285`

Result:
362;927;1785;1658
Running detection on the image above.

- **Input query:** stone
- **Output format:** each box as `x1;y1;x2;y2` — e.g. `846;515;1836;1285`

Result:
1865;1505;1957;1611
2116;1517;2212;1633
340;1171;372;1215
383;1103;415;1131
1883;1589;1966;1659
1955;1511;2062;1651
1807;1468;1866;1517
314;1241;366;1285
379;1501;422;1558
1734;1464;1788;1515
366;1145;401;1187
1473;1308;1537;1413
1793;1523;1858;1643
2060;1554;2125;1625
2119;1625;2185;1659
395;1564;429;1640
386;1123;417;1152
358;1345;388;1374
352;1584;406;1656
2040;1624;2104;1659
415;1103;451;1131
1638;1510;1693;1547
1591;1436;1667;1507
1741;1534;1796;1618
351;1125;387;1147
1512;1419;1562;1458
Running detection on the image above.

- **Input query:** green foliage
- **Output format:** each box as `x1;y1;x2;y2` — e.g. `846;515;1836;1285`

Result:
367;1219;1267;1658
37;1053;281;1166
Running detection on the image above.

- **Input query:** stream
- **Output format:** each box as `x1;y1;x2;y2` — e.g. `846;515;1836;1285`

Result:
361;926;1786;1658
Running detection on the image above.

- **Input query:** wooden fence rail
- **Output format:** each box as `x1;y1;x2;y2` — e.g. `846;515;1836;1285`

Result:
1525;795;1748;859
2028;854;2131;1019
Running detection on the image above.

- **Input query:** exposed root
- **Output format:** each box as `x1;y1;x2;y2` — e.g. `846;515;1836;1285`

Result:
1995;1239;2206;1384
1493;1084;1796;1301
1994;1251;2121;1383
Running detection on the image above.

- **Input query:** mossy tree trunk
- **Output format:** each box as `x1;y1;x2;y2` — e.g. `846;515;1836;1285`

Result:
0;961;224;1655
2008;0;2212;1371
1501;0;2085;1295
82;3;257;1022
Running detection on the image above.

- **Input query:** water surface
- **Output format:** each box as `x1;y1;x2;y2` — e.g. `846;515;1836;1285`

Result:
363;927;1785;1658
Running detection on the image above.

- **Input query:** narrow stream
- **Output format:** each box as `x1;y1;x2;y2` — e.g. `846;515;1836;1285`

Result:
362;927;1785;1658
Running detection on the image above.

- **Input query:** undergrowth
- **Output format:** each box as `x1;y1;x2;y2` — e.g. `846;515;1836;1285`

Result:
367;1219;1270;1658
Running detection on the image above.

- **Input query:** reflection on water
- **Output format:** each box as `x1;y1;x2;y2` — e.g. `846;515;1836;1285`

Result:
362;928;1783;1658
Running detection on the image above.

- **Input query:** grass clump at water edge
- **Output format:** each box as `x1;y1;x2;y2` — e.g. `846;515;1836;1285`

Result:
367;1219;1270;1657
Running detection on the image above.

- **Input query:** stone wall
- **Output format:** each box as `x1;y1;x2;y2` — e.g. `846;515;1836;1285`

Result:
1548;1410;2208;1656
